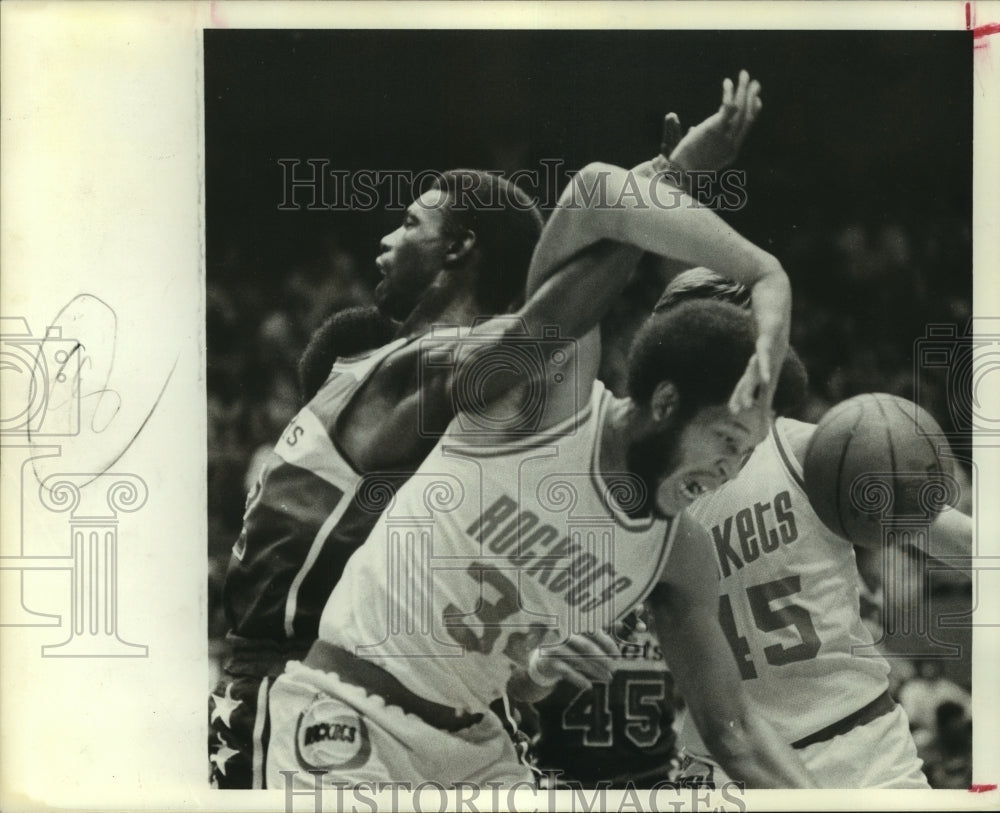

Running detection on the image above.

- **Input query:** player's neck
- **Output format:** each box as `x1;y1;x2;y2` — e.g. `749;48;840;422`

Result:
600;396;669;518
598;395;638;481
397;273;481;336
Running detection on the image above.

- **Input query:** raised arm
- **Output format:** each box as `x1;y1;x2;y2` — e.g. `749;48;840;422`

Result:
344;75;781;462
648;512;818;788
370;160;789;447
524;161;789;412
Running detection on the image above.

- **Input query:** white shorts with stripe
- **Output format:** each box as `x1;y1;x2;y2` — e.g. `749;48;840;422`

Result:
266;660;535;789
677;706;929;789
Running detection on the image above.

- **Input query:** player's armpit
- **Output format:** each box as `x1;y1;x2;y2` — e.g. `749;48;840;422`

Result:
334;338;453;470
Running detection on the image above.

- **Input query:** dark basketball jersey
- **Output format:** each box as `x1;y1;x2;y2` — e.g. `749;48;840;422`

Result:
223;338;410;672
532;627;676;788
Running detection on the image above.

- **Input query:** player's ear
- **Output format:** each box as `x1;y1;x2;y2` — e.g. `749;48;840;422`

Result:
444;229;477;266
650;380;679;424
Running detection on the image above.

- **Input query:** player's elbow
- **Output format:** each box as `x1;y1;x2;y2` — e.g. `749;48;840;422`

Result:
573;161;617;188
559;162;624;223
737;251;785;293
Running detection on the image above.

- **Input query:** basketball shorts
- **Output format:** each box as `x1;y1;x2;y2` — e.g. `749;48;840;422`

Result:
676;704;929;788
266;660;536;788
209;675;271;789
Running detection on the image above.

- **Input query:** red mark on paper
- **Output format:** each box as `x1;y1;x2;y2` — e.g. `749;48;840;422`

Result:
969;784;998;792
967;2;1000;50
210;1;227;29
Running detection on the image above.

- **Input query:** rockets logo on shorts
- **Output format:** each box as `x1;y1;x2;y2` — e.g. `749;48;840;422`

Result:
294;695;371;771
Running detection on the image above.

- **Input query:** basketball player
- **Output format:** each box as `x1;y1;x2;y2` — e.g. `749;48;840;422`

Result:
210;171;544;787
655;268;972;788
263;139;825;787
524;85;770;788
211;73;768;787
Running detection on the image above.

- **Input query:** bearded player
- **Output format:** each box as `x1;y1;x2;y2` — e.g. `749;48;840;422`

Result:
262;122;827;786
211;73;767;788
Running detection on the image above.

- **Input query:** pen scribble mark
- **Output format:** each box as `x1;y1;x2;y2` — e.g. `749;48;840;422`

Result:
27;293;178;487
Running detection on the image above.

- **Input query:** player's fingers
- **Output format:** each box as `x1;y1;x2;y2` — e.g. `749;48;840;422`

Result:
734;69;750;109
614;613;637;638
721;76;735;108
546;660;598;691
543;652;609;687
736;79;762;143
550;637;616;680
756;334;783;390
613;607;648;638
728;358;761;414
757;335;787;414
586;630;621;658
557;634;618;666
727;70;751;136
719;77;738;125
660;112;683;157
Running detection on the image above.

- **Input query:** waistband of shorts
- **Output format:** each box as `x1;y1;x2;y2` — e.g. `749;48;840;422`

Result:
223;632;312;678
791;689;896;749
304;640;485;733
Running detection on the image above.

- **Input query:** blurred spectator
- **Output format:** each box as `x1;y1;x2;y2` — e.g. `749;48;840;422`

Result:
898;659;971;740
917;701;973;789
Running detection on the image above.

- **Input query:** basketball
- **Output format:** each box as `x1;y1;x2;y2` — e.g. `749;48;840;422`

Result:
803;393;952;546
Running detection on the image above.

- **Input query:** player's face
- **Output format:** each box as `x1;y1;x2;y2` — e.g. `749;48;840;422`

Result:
654;404;770;516
374;188;452;320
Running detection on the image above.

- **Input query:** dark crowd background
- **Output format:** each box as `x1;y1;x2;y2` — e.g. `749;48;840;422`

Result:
205;30;974;787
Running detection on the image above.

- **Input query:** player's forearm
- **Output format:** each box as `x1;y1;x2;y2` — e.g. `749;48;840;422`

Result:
926;506;973;568
597;160;790;377
678;649;817;788
569;163;777;284
748;268;792;373
705;713;818;789
651;577;816;789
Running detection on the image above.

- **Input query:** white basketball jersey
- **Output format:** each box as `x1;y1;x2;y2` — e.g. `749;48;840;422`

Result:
679;417;889;752
318;380;678;715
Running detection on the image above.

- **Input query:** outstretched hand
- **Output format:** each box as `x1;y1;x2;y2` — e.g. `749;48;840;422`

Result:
669;69;763;172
